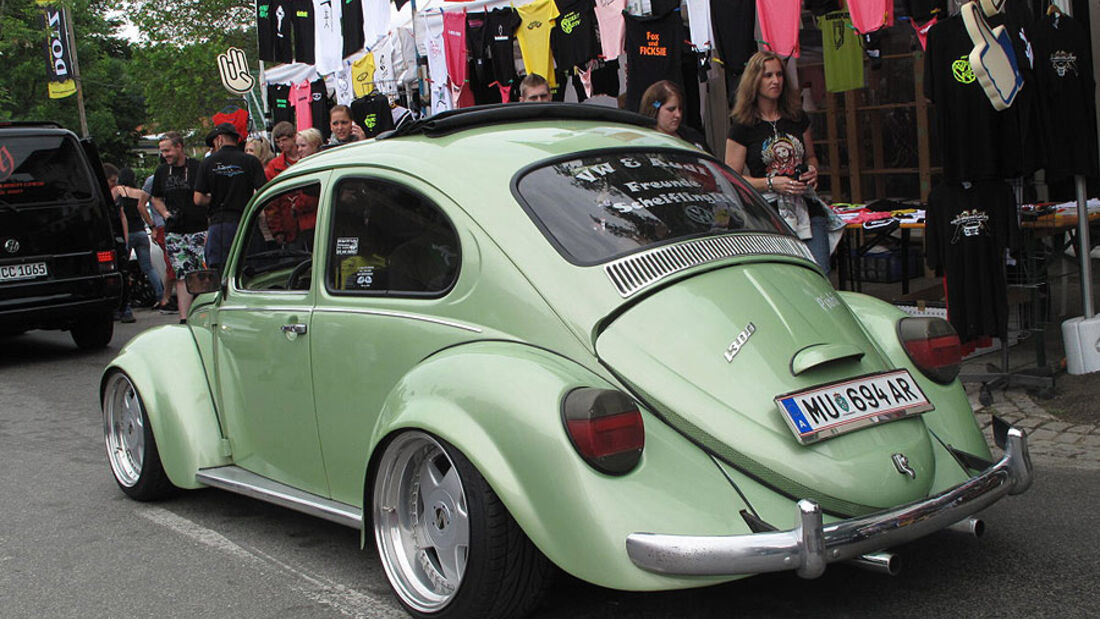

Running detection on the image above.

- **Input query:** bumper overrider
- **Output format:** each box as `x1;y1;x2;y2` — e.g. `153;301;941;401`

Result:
626;426;1032;579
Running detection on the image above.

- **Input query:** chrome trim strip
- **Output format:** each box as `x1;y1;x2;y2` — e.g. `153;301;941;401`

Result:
626;427;1032;578
217;305;312;313
196;466;362;529
313;307;482;333
604;233;815;297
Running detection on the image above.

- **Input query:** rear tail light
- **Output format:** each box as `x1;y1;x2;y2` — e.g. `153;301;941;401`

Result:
562;387;644;476
96;250;117;273
898;317;962;384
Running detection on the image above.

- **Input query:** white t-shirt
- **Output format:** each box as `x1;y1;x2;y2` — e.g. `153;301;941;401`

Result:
362;0;391;50
423;13;452;114
313;0;343;75
684;0;714;51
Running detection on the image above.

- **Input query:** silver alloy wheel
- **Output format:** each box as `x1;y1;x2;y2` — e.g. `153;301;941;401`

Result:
103;373;146;488
373;431;470;613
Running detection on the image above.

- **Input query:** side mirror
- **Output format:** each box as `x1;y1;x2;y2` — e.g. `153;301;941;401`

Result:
185;269;220;295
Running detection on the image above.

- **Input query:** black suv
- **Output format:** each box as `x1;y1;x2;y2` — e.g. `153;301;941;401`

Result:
0;121;123;348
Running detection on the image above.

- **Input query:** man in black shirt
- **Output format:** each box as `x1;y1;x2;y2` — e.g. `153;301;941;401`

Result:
150;131;204;322
194;123;267;276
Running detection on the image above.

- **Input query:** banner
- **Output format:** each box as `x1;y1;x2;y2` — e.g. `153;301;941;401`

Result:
37;1;77;99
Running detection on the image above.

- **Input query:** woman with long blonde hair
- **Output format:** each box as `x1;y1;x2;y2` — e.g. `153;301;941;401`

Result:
725;51;831;271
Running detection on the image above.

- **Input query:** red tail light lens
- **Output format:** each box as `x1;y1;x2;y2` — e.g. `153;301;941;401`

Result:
562;388;644;475
898;317;962;383
96;250;115;263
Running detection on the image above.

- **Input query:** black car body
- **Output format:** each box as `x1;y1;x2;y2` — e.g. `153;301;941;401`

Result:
0;121;122;348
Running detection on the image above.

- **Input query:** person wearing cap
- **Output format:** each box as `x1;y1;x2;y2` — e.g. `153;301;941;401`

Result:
193;122;267;276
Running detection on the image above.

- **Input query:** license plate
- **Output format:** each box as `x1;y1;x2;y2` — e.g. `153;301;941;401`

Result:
775;370;933;444
0;262;48;282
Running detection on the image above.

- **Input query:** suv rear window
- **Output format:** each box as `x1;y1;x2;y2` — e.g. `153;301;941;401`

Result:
515;150;788;265
0;135;95;205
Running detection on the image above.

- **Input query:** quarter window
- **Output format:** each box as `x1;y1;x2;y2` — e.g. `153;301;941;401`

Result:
327;178;459;295
236;182;321;291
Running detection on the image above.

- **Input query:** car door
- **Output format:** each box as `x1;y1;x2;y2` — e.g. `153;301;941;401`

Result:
214;176;330;496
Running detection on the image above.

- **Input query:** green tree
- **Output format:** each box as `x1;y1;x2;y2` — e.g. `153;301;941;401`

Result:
0;0;146;165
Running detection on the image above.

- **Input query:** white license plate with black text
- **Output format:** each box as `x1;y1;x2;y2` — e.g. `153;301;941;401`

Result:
0;262;48;282
776;370;933;444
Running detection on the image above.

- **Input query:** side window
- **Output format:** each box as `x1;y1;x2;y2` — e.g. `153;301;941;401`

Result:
327;178;460;295
236;182;321;291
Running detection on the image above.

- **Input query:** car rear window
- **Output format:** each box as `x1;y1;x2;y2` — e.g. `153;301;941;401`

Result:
0;135;95;205
514;150;789;265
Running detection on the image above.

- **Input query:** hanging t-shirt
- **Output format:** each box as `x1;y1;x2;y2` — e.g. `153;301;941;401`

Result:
443;10;475;108
292;1;315;64
258;1;276;62
342;0;364;58
351;52;376;97
332;56;357;105
350;92;396;137
467;11;494;91
313;0;344;74
423;12;453;114
909;15;938;51
710;0;755;72
818;12;864;92
1030;12;1099;181
516;0;560;88
684;0;713;51
309;79;331;139
755;0;801;58
846;0;895;35
727;115;811;180
925;180;1017;342
272;0;296;63
623;5;682;113
268;83;294;125
291;79;314;131
361;0;390;50
594;0;626;60
551;0;598;74
924;15;1024;181
388;27;419;84
487;7;522;85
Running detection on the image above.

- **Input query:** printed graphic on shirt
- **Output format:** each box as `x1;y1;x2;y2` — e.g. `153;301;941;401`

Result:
762;131;805;177
1050;51;1078;77
950;209;989;242
952;56;975;83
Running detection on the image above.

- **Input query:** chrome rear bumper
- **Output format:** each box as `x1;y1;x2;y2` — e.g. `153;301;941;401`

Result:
626;427;1032;579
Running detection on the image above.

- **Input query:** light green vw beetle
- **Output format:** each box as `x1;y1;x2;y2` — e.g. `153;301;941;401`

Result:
100;105;1031;619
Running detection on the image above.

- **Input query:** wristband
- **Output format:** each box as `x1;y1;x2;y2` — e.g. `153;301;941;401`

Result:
766;175;775;192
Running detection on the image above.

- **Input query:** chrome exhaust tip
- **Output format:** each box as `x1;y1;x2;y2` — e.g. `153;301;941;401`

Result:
847;551;900;576
946;517;985;538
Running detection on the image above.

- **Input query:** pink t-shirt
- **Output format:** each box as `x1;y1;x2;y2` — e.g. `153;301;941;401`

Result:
594;0;626;60
847;0;896;35
442;11;473;108
291;79;313;131
756;0;801;58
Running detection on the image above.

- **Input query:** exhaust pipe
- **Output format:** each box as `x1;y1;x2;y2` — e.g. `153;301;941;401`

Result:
847;551;901;576
946;517;985;538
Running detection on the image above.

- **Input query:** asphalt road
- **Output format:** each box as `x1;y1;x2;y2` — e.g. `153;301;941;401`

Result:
1;313;1097;618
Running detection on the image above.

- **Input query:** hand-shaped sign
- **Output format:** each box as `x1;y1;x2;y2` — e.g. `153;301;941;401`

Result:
962;1;1023;111
217;47;255;96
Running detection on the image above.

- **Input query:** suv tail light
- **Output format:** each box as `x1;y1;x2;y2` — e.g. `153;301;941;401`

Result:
898;317;962;383
96;250;117;273
562;388;644;476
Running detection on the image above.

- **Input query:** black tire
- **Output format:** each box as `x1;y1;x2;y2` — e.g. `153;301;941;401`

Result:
102;370;177;501
372;431;554;619
71;312;114;349
128;261;158;308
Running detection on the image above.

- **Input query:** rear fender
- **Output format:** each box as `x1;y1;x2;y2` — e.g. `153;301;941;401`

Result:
840;292;992;467
367;341;752;591
100;325;229;489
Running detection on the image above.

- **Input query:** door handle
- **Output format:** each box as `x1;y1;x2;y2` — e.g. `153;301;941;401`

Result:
281;323;307;335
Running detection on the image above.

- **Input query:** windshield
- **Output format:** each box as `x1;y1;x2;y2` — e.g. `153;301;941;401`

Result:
515;150;789;265
0;134;96;206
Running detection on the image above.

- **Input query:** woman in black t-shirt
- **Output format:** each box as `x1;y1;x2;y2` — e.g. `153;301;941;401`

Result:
725;51;831;272
638;80;712;155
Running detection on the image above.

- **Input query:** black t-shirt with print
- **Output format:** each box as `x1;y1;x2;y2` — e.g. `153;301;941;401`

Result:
350;92;396;137
268;84;294;125
271;0;295;64
152;159;204;234
925;180;1018;342
293;0;315;64
624;6;683;114
487;7;522;84
310;79;332;140
194;145;267;224
342;0;365;58
467;11;494;90
258;1;276;62
727;115;811;180
551;0;598;73
710;0;755;74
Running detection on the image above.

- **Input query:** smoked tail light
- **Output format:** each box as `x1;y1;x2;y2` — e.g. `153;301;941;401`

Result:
562;387;644;476
96;250;117;273
898;317;962;384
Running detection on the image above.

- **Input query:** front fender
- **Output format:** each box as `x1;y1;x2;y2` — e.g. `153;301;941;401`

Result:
369;341;753;591
101;325;229;489
840;292;992;469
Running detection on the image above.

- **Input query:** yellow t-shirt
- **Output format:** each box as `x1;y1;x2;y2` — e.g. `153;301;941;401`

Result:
516;0;560;88
351;53;376;98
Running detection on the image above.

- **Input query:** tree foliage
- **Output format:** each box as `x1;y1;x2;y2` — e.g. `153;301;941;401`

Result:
0;0;146;165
